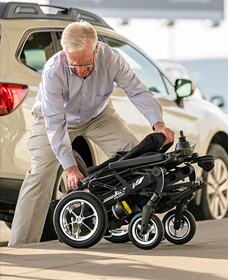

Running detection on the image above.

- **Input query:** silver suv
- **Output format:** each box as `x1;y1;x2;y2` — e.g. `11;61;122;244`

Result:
1;2;228;241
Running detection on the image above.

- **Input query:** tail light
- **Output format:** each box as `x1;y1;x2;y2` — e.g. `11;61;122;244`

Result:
0;83;29;116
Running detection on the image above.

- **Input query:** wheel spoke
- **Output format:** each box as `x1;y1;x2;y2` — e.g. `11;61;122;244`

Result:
66;207;78;219
64;221;74;228
143;232;150;242
150;224;155;233
209;194;216;213
207;172;217;187
214;160;222;180
182;221;188;228
82;222;93;232
219;180;228;193
207;183;216;196
121;226;128;233
75;223;82;238
218;169;227;185
79;202;85;217
83;213;96;220
218;188;228;209
174;229;181;236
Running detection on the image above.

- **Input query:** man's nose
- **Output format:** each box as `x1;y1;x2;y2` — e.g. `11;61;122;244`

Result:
75;65;86;72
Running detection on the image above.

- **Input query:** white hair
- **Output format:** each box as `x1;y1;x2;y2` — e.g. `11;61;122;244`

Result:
61;21;98;52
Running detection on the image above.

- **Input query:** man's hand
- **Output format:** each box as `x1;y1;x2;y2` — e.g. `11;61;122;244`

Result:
154;122;175;146
65;165;84;190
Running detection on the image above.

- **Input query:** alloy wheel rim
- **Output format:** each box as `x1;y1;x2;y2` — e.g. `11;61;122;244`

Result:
207;158;228;219
165;214;190;240
110;225;128;236
132;217;158;245
60;199;99;241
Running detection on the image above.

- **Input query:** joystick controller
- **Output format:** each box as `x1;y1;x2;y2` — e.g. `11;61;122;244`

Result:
175;131;196;156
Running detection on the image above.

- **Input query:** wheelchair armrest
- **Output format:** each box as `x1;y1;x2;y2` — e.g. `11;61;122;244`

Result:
109;153;165;170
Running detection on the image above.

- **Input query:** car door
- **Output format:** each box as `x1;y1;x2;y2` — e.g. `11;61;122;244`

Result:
102;36;199;146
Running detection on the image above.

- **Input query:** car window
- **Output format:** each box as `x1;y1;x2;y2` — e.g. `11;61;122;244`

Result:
163;75;177;98
56;31;63;51
20;31;54;73
103;36;168;95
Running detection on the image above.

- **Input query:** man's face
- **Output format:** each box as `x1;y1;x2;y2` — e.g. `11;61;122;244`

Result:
65;43;98;78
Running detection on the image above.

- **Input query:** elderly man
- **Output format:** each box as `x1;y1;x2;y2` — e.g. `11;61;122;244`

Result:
8;21;174;246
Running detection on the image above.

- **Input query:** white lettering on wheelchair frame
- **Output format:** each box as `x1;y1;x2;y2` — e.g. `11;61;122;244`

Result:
103;187;127;203
131;176;144;189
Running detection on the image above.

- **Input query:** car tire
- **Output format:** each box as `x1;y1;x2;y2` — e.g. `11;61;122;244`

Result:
40;150;88;242
189;144;228;220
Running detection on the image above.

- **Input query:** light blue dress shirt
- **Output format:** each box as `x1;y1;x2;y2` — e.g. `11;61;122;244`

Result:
37;42;164;170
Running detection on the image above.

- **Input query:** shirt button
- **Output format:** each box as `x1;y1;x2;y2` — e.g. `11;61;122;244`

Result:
83;94;85;97
82;117;84;119
82;107;84;109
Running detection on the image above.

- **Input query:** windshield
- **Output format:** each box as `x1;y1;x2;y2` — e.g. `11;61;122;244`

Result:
103;36;168;95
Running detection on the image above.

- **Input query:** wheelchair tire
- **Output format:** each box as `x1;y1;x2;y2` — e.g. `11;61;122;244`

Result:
54;191;108;248
162;209;196;245
104;225;130;243
128;213;164;250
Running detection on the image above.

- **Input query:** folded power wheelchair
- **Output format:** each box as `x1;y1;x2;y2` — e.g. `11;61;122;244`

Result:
52;131;214;250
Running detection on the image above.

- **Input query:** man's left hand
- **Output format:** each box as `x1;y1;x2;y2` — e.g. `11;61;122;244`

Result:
153;122;175;146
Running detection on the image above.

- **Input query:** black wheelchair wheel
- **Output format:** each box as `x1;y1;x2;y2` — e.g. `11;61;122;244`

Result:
128;213;164;250
54;191;108;248
104;225;130;243
162;209;196;245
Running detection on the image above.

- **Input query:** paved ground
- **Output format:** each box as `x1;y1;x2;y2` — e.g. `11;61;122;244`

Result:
1;218;228;280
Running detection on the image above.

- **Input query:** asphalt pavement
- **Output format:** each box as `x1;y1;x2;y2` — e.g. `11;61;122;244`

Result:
0;218;228;280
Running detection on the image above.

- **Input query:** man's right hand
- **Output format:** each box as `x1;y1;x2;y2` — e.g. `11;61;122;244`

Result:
65;165;84;190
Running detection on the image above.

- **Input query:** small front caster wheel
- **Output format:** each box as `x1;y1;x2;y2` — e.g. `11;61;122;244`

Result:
128;213;164;250
162;209;196;245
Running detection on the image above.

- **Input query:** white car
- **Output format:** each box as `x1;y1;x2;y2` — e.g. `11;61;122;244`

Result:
0;2;227;242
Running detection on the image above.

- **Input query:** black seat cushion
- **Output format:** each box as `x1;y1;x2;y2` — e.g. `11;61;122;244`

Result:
86;133;172;175
119;133;166;160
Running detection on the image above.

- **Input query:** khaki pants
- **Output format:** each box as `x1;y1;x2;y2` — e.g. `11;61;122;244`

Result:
8;101;138;246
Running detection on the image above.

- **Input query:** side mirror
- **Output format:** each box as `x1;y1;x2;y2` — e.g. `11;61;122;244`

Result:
175;79;196;106
175;79;196;98
210;96;225;108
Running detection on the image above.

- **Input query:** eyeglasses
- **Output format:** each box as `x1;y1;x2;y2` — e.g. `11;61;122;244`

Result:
67;50;96;68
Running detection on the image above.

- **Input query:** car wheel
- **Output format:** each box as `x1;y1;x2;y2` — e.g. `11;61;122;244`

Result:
190;144;228;220
40;150;88;241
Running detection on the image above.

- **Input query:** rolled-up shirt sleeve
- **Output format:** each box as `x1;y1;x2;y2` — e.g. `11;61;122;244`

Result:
40;69;76;170
113;54;164;128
